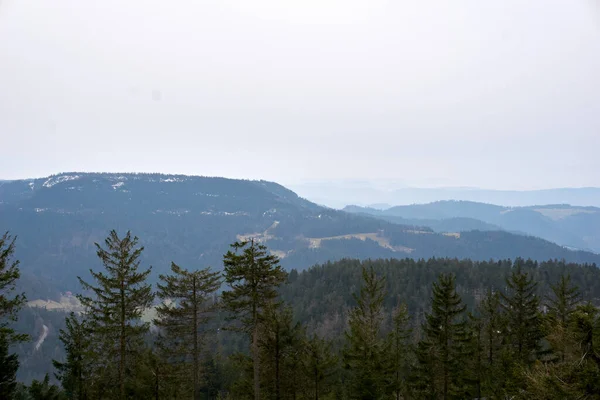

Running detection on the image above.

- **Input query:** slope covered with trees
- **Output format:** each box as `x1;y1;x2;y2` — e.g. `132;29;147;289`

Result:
2;173;600;300
4;229;600;399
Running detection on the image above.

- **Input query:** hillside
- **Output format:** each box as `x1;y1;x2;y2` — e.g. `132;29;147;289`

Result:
345;200;600;253
1;173;600;299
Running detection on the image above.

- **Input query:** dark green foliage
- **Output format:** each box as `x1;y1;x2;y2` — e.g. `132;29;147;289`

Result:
343;267;391;399
52;313;90;400
500;262;544;365
222;240;288;400
302;335;338;400
413;273;470;399
258;305;305;400
154;262;221;399
28;374;65;400
0;332;19;398
388;303;411;400
0;232;27;342
77;230;154;399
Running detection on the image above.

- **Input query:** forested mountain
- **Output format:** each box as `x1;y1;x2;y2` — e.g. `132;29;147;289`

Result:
12;256;600;396
2;173;600;301
345;200;600;253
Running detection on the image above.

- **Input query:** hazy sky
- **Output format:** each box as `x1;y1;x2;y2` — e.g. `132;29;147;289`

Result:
1;0;599;189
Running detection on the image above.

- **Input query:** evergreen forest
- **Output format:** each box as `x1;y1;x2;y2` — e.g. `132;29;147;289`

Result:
2;230;600;399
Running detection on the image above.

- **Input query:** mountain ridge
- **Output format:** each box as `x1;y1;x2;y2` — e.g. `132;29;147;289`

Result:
2;173;599;300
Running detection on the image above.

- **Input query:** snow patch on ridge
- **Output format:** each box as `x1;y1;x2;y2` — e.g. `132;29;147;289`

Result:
43;175;81;188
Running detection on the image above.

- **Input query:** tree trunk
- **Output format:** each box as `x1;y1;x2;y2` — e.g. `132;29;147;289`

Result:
253;324;260;400
120;278;126;400
193;276;199;400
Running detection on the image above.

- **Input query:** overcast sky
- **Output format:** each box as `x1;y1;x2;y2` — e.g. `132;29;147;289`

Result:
1;0;599;189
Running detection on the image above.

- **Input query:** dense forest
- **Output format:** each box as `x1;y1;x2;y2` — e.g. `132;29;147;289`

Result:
2;230;600;399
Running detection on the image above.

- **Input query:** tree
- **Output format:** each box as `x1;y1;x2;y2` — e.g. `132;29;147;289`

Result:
343;266;390;399
500;263;544;365
77;230;154;399
413;273;469;400
0;232;27;341
221;240;287;400
0;232;27;399
258;304;304;400
474;289;505;397
545;275;581;362
0;332;18;399
28;374;66;400
154;262;221;399
302;335;338;400
53;313;91;400
388;303;412;400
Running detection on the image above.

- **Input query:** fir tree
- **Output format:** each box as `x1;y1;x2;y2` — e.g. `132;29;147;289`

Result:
28;373;65;400
545;275;581;362
413;273;469;400
258;304;304;400
500;263;544;365
221;240;287;400
343;266;390;399
0;232;27;341
388;303;411;400
302;335;338;400
53;312;91;400
77;230;154;399
0;232;27;399
0;332;18;399
154;262;221;399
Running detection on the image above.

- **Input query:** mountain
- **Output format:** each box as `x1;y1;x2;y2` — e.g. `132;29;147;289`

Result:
289;181;600;209
344;200;600;253
1;173;600;299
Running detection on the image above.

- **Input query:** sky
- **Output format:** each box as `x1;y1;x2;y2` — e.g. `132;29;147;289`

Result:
1;0;599;189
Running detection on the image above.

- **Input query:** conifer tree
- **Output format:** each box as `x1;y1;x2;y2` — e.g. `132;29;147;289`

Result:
302;335;338;400
222;240;287;400
77;230;154;400
154;262;221;399
500;263;543;365
388;303;411;400
0;232;27;399
545;275;580;362
343;266;390;399
413;273;469;400
258;304;304;400
0;332;18;399
53;312;91;400
475;289;505;396
0;232;27;341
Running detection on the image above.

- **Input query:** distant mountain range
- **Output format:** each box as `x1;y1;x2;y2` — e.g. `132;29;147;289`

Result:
1;173;599;299
288;181;600;209
344;201;600;253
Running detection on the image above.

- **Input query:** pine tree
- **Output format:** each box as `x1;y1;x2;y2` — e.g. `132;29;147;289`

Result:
53;312;91;399
343;266;390;399
77;230;154;399
154;262;221;399
413;273;469;400
258;304;304;400
500;263;543;365
0;332;18;399
475;289;504;397
0;232;27;399
28;373;66;400
221;240;287;400
545;275;580;362
388;303;411;400
0;232;26;339
302;335;338;400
